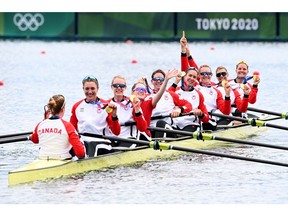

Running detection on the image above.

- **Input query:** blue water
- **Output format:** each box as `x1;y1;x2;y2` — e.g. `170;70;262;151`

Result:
1;40;288;214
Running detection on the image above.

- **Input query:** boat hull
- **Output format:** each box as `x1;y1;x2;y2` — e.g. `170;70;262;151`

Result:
8;124;266;186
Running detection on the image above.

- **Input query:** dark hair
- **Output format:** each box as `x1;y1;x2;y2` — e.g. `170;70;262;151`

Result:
151;69;165;79
185;67;198;74
82;75;99;88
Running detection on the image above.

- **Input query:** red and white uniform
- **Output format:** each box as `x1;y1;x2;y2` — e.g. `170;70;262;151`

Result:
146;90;192;127
107;97;147;138
169;86;210;129
181;53;199;85
30;117;85;160
70;98;121;142
228;79;258;104
181;53;198;71
139;99;155;137
196;84;231;115
216;84;249;113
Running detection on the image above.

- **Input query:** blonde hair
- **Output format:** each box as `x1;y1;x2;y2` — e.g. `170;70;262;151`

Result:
236;60;249;69
198;64;212;72
111;75;126;85
131;81;146;92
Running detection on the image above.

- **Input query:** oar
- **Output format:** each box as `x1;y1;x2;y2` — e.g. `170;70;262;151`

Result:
81;132;288;168
0;135;30;144
148;127;288;151
245;106;288;120
0;132;32;139
231;104;288;120
121;112;195;126
209;112;288;131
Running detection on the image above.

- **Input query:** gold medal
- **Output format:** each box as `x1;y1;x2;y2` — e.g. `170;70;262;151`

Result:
221;80;228;87
130;95;136;102
106;106;113;113
180;71;186;77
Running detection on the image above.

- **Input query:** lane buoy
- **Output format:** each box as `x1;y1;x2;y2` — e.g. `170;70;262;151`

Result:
0;80;4;86
131;59;138;64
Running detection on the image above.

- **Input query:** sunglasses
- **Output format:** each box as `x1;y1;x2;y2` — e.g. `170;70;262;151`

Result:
200;72;212;76
134;87;147;93
112;83;126;88
186;67;198;73
82;75;97;84
216;72;227;77
152;77;165;82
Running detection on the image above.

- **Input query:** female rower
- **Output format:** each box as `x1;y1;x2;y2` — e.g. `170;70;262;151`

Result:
107;75;148;146
69;75;121;157
131;69;189;138
228;60;260;104
144;69;192;138
196;64;232;130
227;61;260;118
30;94;85;160
214;66;250;120
168;67;210;132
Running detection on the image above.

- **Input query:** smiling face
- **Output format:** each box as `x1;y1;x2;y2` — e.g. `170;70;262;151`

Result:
235;61;249;78
151;70;165;91
215;66;228;82
199;65;213;84
132;82;147;100
82;76;99;102
83;81;98;102
184;68;198;87
111;76;127;100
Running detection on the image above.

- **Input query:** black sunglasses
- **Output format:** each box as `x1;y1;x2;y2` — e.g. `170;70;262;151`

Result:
200;72;212;76
216;72;227;77
152;77;165;82
112;83;126;88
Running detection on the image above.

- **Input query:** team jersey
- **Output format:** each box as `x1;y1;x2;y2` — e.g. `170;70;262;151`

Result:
216;85;249;113
146;90;192;127
195;84;231;115
69;98;121;142
169;86;210;129
30;117;85;160
227;79;258;104
139;99;155;137
108;96;147;138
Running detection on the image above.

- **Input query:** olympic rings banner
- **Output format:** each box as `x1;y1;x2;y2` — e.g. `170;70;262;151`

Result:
0;12;287;41
2;13;74;36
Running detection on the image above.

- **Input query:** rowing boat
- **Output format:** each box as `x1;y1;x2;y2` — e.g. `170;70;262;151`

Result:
8;116;272;186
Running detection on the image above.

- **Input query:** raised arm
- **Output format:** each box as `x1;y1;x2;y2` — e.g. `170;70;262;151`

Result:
151;69;178;107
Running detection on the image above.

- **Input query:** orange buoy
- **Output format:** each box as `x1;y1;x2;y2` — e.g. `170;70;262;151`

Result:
126;40;133;44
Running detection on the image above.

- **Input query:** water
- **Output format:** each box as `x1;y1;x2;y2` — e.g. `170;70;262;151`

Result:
1;40;288;213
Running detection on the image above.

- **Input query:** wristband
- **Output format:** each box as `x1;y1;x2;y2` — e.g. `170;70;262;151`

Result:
112;116;118;121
